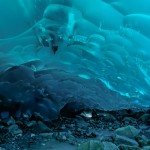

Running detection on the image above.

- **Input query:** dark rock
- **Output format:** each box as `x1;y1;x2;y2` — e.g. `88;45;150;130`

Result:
12;129;23;136
76;119;89;129
53;132;69;142
8;124;22;136
0;112;9;119
37;121;51;133
137;135;150;147
60;102;87;117
3;116;15;126
8;124;19;131
139;114;150;124
25;121;36;128
93;112;116;122
86;130;97;138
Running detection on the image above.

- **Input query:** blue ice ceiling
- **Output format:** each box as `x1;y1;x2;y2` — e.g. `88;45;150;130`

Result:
0;0;150;119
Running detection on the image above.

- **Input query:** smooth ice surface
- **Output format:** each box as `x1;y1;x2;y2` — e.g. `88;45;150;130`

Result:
0;0;150;120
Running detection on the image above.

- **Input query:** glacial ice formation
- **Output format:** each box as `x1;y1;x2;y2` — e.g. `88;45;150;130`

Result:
0;0;150;120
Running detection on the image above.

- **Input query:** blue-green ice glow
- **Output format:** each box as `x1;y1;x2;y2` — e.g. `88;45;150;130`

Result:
0;0;150;111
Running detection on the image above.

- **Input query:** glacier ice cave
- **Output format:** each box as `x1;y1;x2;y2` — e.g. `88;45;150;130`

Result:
0;0;150;121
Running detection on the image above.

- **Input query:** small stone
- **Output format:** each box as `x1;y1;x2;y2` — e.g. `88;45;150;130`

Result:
61;135;67;141
5;117;15;126
115;135;139;147
115;125;140;139
26;121;36;127
60;124;66;130
8;124;19;131
37;121;51;133
55;133;67;142
8;124;22;136
12;129;23;136
1;112;9;119
31;133;36;137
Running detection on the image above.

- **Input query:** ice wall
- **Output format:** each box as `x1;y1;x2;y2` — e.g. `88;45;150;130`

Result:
0;0;150;120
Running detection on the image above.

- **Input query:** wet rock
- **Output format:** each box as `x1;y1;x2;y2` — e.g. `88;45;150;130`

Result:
76;119;89;129
3;116;15;126
139;114;150;124
8;124;18;131
25;120;36;128
77;140;119;150
0;147;5;150
0;112;9;119
118;144;141;150
8;124;22;136
53;132;68;142
123;117;137;124
86;130;97;138
114;135;139;146
94;112;116;122
60;102;87;117
115;125;140;139
37;121;51;133
137;135;150;147
59;124;66;130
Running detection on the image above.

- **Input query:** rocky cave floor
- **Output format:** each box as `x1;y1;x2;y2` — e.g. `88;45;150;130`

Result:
0;108;150;150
